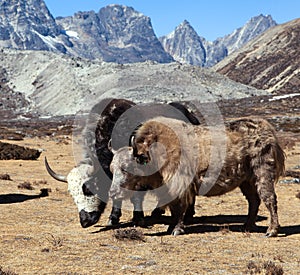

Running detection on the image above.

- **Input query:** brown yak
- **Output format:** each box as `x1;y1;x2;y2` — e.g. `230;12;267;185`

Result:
109;117;285;236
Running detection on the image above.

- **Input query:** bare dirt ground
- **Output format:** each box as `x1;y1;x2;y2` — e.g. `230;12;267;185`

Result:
0;107;300;274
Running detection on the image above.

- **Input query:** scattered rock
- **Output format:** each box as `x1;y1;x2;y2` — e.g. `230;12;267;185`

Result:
279;178;300;184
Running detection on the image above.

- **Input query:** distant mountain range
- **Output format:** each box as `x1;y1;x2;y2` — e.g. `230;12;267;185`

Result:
159;15;277;67
0;0;277;66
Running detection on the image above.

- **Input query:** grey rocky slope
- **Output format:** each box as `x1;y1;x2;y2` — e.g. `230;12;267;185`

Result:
0;47;267;116
160;14;277;67
0;65;30;118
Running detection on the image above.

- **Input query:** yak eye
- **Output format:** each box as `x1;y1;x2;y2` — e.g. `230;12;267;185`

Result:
120;167;126;173
82;183;94;196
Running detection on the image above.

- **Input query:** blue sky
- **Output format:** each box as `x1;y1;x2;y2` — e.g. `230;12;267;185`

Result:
44;0;300;41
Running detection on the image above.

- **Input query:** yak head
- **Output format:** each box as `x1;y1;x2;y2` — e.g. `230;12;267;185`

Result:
109;147;141;200
109;145;162;201
45;157;106;228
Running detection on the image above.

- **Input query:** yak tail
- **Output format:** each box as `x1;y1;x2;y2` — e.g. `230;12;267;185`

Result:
272;142;286;182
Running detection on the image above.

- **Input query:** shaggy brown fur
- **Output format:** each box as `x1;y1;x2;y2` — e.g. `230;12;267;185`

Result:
109;117;285;236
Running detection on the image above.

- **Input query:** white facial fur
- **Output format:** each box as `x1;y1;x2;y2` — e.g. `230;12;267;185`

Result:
67;164;100;213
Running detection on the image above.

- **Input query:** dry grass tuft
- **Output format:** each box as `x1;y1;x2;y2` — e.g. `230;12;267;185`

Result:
0;173;12;181
0;266;18;275
263;261;284;275
17;181;34;190
114;228;145;242
33;180;48;185
220;224;230;235
44;233;64;250
247;260;284;275
247;261;261;274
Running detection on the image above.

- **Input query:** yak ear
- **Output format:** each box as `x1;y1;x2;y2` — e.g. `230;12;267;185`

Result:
108;139;117;154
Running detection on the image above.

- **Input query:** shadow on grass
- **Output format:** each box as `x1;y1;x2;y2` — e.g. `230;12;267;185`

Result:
92;214;300;237
0;189;48;204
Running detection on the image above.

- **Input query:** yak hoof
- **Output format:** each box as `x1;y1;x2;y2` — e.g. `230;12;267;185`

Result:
132;211;145;227
265;224;280;237
243;222;258;233
265;228;279;238
107;217;120;227
171;228;185;236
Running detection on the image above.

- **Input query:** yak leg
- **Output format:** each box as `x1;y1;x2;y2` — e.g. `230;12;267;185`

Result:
154;196;195;224
151;206;166;218
168;199;187;236
150;185;172;218
184;195;196;224
239;180;261;232
107;199;122;226
254;165;280;237
130;192;145;226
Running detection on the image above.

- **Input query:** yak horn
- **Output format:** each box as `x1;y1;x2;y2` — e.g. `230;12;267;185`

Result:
44;157;68;183
130;135;135;146
108;139;117;154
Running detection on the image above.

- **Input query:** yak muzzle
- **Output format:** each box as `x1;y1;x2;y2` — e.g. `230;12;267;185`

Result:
79;209;101;228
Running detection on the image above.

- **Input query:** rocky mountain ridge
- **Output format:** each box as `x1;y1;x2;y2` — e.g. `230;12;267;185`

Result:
160;14;277;67
214;18;300;94
0;0;72;53
0;0;173;63
55;5;173;63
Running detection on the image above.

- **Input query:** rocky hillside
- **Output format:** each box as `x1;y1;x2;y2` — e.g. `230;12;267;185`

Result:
0;47;267;115
216;15;277;55
160;14;277;67
215;18;300;94
0;65;30;119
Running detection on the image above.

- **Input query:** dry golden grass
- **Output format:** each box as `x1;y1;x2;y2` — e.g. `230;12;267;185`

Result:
0;134;299;275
